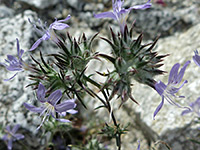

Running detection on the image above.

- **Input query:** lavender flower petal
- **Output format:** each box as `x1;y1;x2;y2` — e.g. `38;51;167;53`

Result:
155;81;167;96
18;49;24;59
55;100;76;113
8;139;12;150
29;38;43;51
11;124;20;134
176;61;191;84
37;83;46;103
51;23;69;30
2;134;8;141
193;50;200;67
16;38;24;59
56;15;71;23
67;109;78;114
6;125;11;132
4;73;18;81
24;103;44;113
168;63;180;84
94;12;117;20
153;97;164;119
47;90;62;105
137;140;140;150
130;0;151;10
14;134;25;140
181;109;192;116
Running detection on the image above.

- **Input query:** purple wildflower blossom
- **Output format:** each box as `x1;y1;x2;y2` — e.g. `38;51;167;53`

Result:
29;15;71;51
0;39;29;81
24;83;77;129
154;61;191;119
181;97;200;117
94;0;151;33
2;124;24;150
193;50;200;67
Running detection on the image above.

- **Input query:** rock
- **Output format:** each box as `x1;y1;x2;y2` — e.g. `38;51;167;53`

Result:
84;3;104;12
82;22;200;149
0;10;38;56
0;5;14;18
0;0;15;7
17;0;60;9
0;10;52;145
130;23;200;149
130;3;200;39
0;7;74;134
91;0;200;39
66;0;85;11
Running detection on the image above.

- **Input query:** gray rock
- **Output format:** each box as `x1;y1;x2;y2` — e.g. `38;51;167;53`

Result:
128;23;200;149
0;5;14;18
91;0;200;39
66;0;85;11
83;21;200;149
0;10;49;144
84;3;104;12
0;8;74;135
18;0;60;9
129;4;200;39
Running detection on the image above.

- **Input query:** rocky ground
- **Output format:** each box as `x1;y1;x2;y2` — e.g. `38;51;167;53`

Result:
0;0;200;150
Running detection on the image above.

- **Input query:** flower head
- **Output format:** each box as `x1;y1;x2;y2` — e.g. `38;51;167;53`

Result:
29;15;71;51
181;97;200;117
154;61;191;119
0;39;29;81
2;124;24;150
193;50;200;67
94;0;151;33
24;83;77;129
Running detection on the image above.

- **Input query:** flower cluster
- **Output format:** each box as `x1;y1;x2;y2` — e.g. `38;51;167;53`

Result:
94;0;151;33
29;15;71;51
2;125;24;150
24;83;77;129
0;39;29;81
154;61;190;119
180;50;200;117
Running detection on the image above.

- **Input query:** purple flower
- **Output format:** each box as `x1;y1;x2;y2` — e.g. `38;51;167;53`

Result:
181;97;200;117
0;39;29;81
2;124;24;150
29;15;71;51
24;83;77;129
154;61;191;119
193;50;200;67
94;0;151;33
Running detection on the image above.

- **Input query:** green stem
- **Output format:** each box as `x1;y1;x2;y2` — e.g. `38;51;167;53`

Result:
84;75;122;149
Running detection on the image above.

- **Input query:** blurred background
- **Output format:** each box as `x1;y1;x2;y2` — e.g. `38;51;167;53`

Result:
0;0;200;149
